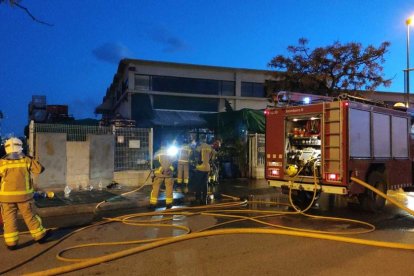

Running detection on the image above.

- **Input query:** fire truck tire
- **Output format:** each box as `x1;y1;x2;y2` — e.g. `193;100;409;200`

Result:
359;171;387;212
291;190;320;210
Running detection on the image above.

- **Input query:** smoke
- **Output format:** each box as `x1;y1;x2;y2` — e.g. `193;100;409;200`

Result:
92;42;132;64
148;27;188;53
68;97;100;119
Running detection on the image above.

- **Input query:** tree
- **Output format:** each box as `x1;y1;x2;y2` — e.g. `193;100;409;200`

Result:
268;38;391;96
0;0;53;26
224;99;233;112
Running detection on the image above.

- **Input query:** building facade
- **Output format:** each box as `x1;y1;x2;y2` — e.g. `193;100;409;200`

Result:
97;59;411;120
96;59;411;145
96;59;285;149
96;59;278;126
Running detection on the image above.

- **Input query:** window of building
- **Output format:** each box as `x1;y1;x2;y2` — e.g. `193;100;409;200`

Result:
241;82;265;97
152;76;220;95
135;75;151;90
134;74;236;97
153;95;218;112
221;81;235;96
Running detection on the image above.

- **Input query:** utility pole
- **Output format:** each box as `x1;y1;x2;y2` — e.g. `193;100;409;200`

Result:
0;110;3;137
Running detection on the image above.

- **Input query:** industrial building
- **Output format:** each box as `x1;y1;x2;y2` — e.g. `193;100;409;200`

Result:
93;59;317;148
96;58;411;126
95;59;275;124
95;58;412;154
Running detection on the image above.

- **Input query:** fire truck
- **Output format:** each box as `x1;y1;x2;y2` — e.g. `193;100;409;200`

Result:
265;92;414;211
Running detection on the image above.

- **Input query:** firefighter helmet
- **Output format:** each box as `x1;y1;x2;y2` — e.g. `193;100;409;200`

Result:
285;165;298;177
4;137;23;154
393;102;406;108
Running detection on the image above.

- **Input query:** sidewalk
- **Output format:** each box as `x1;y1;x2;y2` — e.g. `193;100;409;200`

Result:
30;178;273;228
34;185;153;218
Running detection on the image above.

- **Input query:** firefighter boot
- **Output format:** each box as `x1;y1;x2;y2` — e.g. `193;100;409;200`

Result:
147;204;156;211
37;229;53;244
7;245;18;251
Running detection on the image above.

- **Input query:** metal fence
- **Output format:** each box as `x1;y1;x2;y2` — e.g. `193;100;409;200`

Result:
114;127;152;171
248;133;265;179
29;122;153;172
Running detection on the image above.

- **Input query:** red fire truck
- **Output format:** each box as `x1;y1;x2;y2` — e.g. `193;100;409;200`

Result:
265;93;414;211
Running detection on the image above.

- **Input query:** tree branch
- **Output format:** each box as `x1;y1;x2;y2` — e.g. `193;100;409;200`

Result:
13;2;53;26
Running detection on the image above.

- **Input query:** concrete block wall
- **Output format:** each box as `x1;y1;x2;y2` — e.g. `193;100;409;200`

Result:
34;132;152;190
35;133;115;190
35;133;67;189
113;170;152;187
66;141;90;189
89;135;114;187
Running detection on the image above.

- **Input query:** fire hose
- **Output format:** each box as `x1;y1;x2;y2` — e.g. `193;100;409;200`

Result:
3;176;414;275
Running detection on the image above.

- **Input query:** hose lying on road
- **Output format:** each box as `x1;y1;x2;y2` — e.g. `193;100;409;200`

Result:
351;177;414;216
25;226;414;276
5;177;414;276
94;174;151;212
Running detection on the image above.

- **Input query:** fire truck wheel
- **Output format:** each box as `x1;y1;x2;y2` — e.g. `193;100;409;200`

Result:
291;190;320;210
359;171;387;212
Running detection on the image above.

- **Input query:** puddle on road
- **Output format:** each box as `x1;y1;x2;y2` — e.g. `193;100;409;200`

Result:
118;188;414;241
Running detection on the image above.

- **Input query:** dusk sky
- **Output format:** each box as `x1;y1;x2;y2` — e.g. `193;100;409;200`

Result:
0;0;413;137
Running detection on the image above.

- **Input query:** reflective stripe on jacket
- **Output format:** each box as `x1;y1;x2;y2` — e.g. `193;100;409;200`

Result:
0;156;44;203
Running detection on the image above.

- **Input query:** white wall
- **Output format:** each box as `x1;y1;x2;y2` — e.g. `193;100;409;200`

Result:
35;133;67;189
66;141;90;189
89;134;114;186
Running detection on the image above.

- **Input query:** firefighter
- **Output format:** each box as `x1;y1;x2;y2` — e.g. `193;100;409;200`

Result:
176;138;192;193
148;143;176;210
0;137;50;250
192;137;214;204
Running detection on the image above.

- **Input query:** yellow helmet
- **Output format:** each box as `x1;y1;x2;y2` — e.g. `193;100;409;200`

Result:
5;137;23;154
285;165;298;177
393;102;406;108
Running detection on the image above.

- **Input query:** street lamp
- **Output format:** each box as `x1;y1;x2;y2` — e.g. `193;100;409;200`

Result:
406;15;414;107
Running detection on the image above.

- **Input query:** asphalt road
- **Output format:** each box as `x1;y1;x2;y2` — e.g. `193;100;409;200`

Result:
2;188;414;275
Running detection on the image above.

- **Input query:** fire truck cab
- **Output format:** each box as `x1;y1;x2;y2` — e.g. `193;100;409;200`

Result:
265;93;413;211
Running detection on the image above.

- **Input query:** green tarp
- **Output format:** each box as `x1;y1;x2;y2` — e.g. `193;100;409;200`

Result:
201;108;265;140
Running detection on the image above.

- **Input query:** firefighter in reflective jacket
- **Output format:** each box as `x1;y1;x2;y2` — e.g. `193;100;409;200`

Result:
0;137;49;250
177;140;192;193
193;141;214;204
149;145;176;209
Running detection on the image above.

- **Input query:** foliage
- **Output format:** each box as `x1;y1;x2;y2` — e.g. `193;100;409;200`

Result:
0;0;16;4
218;140;247;178
224;99;233;112
268;38;392;96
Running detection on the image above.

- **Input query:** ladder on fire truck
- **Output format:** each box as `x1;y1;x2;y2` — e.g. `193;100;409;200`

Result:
323;101;342;181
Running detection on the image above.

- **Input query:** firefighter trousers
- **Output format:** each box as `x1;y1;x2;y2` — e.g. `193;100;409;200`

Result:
1;200;47;246
150;176;174;205
192;170;209;203
177;162;189;184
